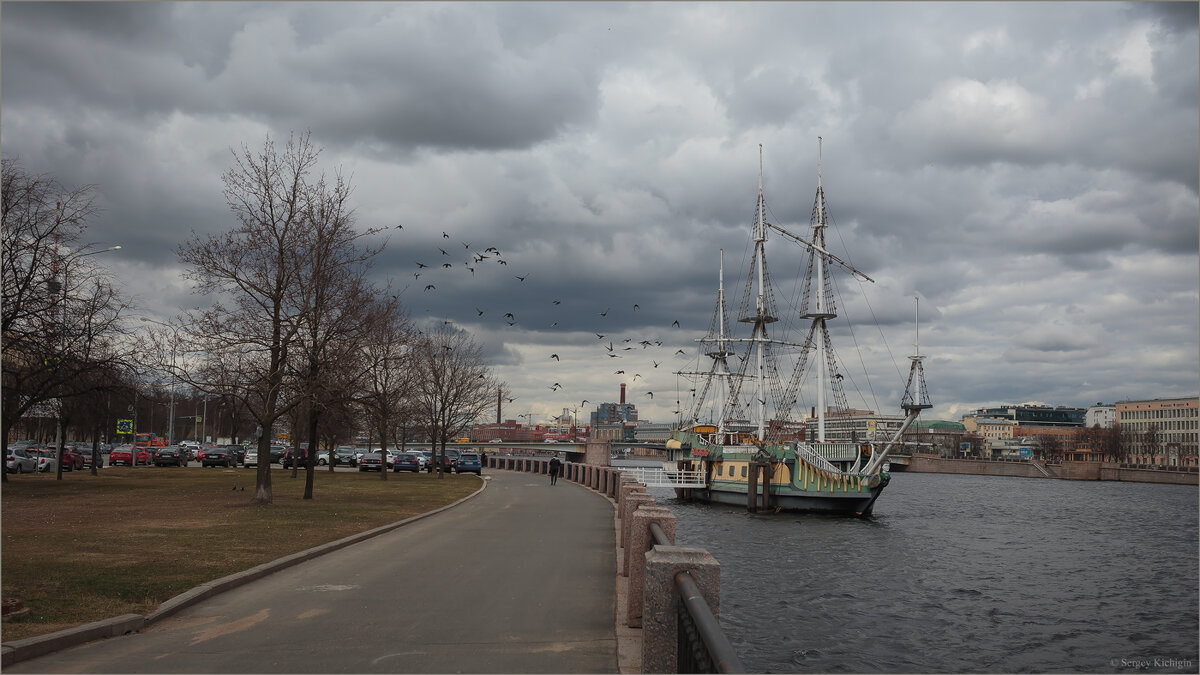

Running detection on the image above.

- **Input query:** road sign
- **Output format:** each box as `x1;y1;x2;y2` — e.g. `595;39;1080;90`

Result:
117;419;133;434
195;416;202;423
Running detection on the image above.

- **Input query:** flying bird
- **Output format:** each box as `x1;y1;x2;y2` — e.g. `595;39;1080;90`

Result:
498;259;508;265
633;374;642;380
653;361;661;368
672;320;680;327
676;349;686;355
505;313;515;320
443;232;450;239
475;308;485;316
394;224;403;229
553;300;561;305
442;263;453;268
646;391;654;399
614;370;625;374
549;383;562;391
439;248;449;256
416;262;428;268
600;308;610;317
515;275;527;281
633;304;639;310
424;285;436;291
551;354;560;361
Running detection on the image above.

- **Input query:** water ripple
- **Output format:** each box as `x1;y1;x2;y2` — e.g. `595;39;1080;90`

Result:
646;473;1198;673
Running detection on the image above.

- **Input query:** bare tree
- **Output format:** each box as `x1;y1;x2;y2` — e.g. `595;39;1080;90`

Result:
175;132;349;504
1;159;135;483
1033;433;1062;462
356;294;414;481
413;326;496;478
290;177;384;497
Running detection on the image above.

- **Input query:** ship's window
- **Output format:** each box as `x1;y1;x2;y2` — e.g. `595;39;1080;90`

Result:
741;465;747;478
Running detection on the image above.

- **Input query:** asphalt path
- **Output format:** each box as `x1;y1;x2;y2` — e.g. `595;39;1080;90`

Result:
9;469;618;674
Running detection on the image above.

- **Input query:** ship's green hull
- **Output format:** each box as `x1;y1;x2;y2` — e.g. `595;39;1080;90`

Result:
666;429;890;517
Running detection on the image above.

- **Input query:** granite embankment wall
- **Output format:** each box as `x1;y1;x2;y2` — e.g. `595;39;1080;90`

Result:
907;455;1198;485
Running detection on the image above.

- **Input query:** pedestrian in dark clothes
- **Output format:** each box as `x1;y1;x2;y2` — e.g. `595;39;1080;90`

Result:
549;454;562;485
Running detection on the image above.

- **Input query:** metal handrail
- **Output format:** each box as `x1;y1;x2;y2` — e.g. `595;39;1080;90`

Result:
674;571;744;673
647;522;745;673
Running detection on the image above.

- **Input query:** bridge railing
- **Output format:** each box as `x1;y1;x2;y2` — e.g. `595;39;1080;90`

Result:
483;454;744;673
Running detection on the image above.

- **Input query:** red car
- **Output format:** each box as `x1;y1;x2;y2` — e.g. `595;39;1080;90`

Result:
109;445;151;466
60;447;85;471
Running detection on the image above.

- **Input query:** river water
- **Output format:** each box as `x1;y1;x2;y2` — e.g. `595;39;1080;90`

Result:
624;465;1198;673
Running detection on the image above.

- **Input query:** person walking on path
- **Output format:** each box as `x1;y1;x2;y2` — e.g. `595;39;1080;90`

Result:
549;454;562;485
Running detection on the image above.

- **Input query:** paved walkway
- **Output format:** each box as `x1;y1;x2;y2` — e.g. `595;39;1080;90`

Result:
8;470;618;673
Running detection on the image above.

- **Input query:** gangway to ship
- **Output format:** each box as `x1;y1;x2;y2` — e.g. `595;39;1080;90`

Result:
622;466;707;489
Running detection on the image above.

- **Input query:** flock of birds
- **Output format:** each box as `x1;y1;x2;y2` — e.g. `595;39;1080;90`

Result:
396;228;698;420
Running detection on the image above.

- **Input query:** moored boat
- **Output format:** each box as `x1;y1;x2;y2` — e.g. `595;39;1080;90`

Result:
655;141;931;516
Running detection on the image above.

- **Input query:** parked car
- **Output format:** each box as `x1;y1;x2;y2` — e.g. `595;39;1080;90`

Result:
392;452;421;473
455;452;482;475
334;447;358;467
199;446;237;468
34;449;58;473
358;452;385;472
78;447;103;469
244;448;259;467
281;448;313;469
425;449;460;473
225;445;246;465
413;450;432;470
109;445;150;466
270;445;288;464
59;446;86;471
154;446;189;467
6;448;38;474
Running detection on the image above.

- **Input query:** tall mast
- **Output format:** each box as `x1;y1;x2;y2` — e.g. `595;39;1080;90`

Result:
814;137;829;442
716;249;727;435
753;145;769;439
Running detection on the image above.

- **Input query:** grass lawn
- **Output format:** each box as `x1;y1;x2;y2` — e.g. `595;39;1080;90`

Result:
1;466;481;642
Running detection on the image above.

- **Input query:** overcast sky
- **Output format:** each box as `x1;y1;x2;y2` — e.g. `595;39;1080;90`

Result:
3;1;1197;427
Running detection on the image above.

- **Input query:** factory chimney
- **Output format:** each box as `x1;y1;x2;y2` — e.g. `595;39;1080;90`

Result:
620;383;626;404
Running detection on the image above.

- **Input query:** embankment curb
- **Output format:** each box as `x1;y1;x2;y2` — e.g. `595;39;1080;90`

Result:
1;477;489;668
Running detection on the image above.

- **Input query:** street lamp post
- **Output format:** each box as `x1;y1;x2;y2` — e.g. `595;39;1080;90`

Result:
52;244;121;479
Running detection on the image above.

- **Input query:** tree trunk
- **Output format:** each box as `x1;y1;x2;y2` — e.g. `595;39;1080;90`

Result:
252;433;273;504
304;411;319;499
378;422;388;481
91;424;101;477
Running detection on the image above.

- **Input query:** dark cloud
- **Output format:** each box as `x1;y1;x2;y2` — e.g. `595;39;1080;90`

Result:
2;1;1196;423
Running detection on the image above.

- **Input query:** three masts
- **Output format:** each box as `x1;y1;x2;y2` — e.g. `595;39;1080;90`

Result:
654;141;931;516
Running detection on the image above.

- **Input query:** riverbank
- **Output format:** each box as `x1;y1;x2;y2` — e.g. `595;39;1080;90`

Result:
905;454;1199;485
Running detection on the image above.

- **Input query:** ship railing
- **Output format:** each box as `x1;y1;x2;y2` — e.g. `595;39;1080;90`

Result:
793;443;843;475
650;522;744;674
623;467;708;488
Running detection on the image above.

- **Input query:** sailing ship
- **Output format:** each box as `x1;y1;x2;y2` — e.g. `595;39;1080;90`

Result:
654;141;931;516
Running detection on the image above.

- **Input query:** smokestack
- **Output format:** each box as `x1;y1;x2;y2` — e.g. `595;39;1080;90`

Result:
620;383;626;404
497;387;502;425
